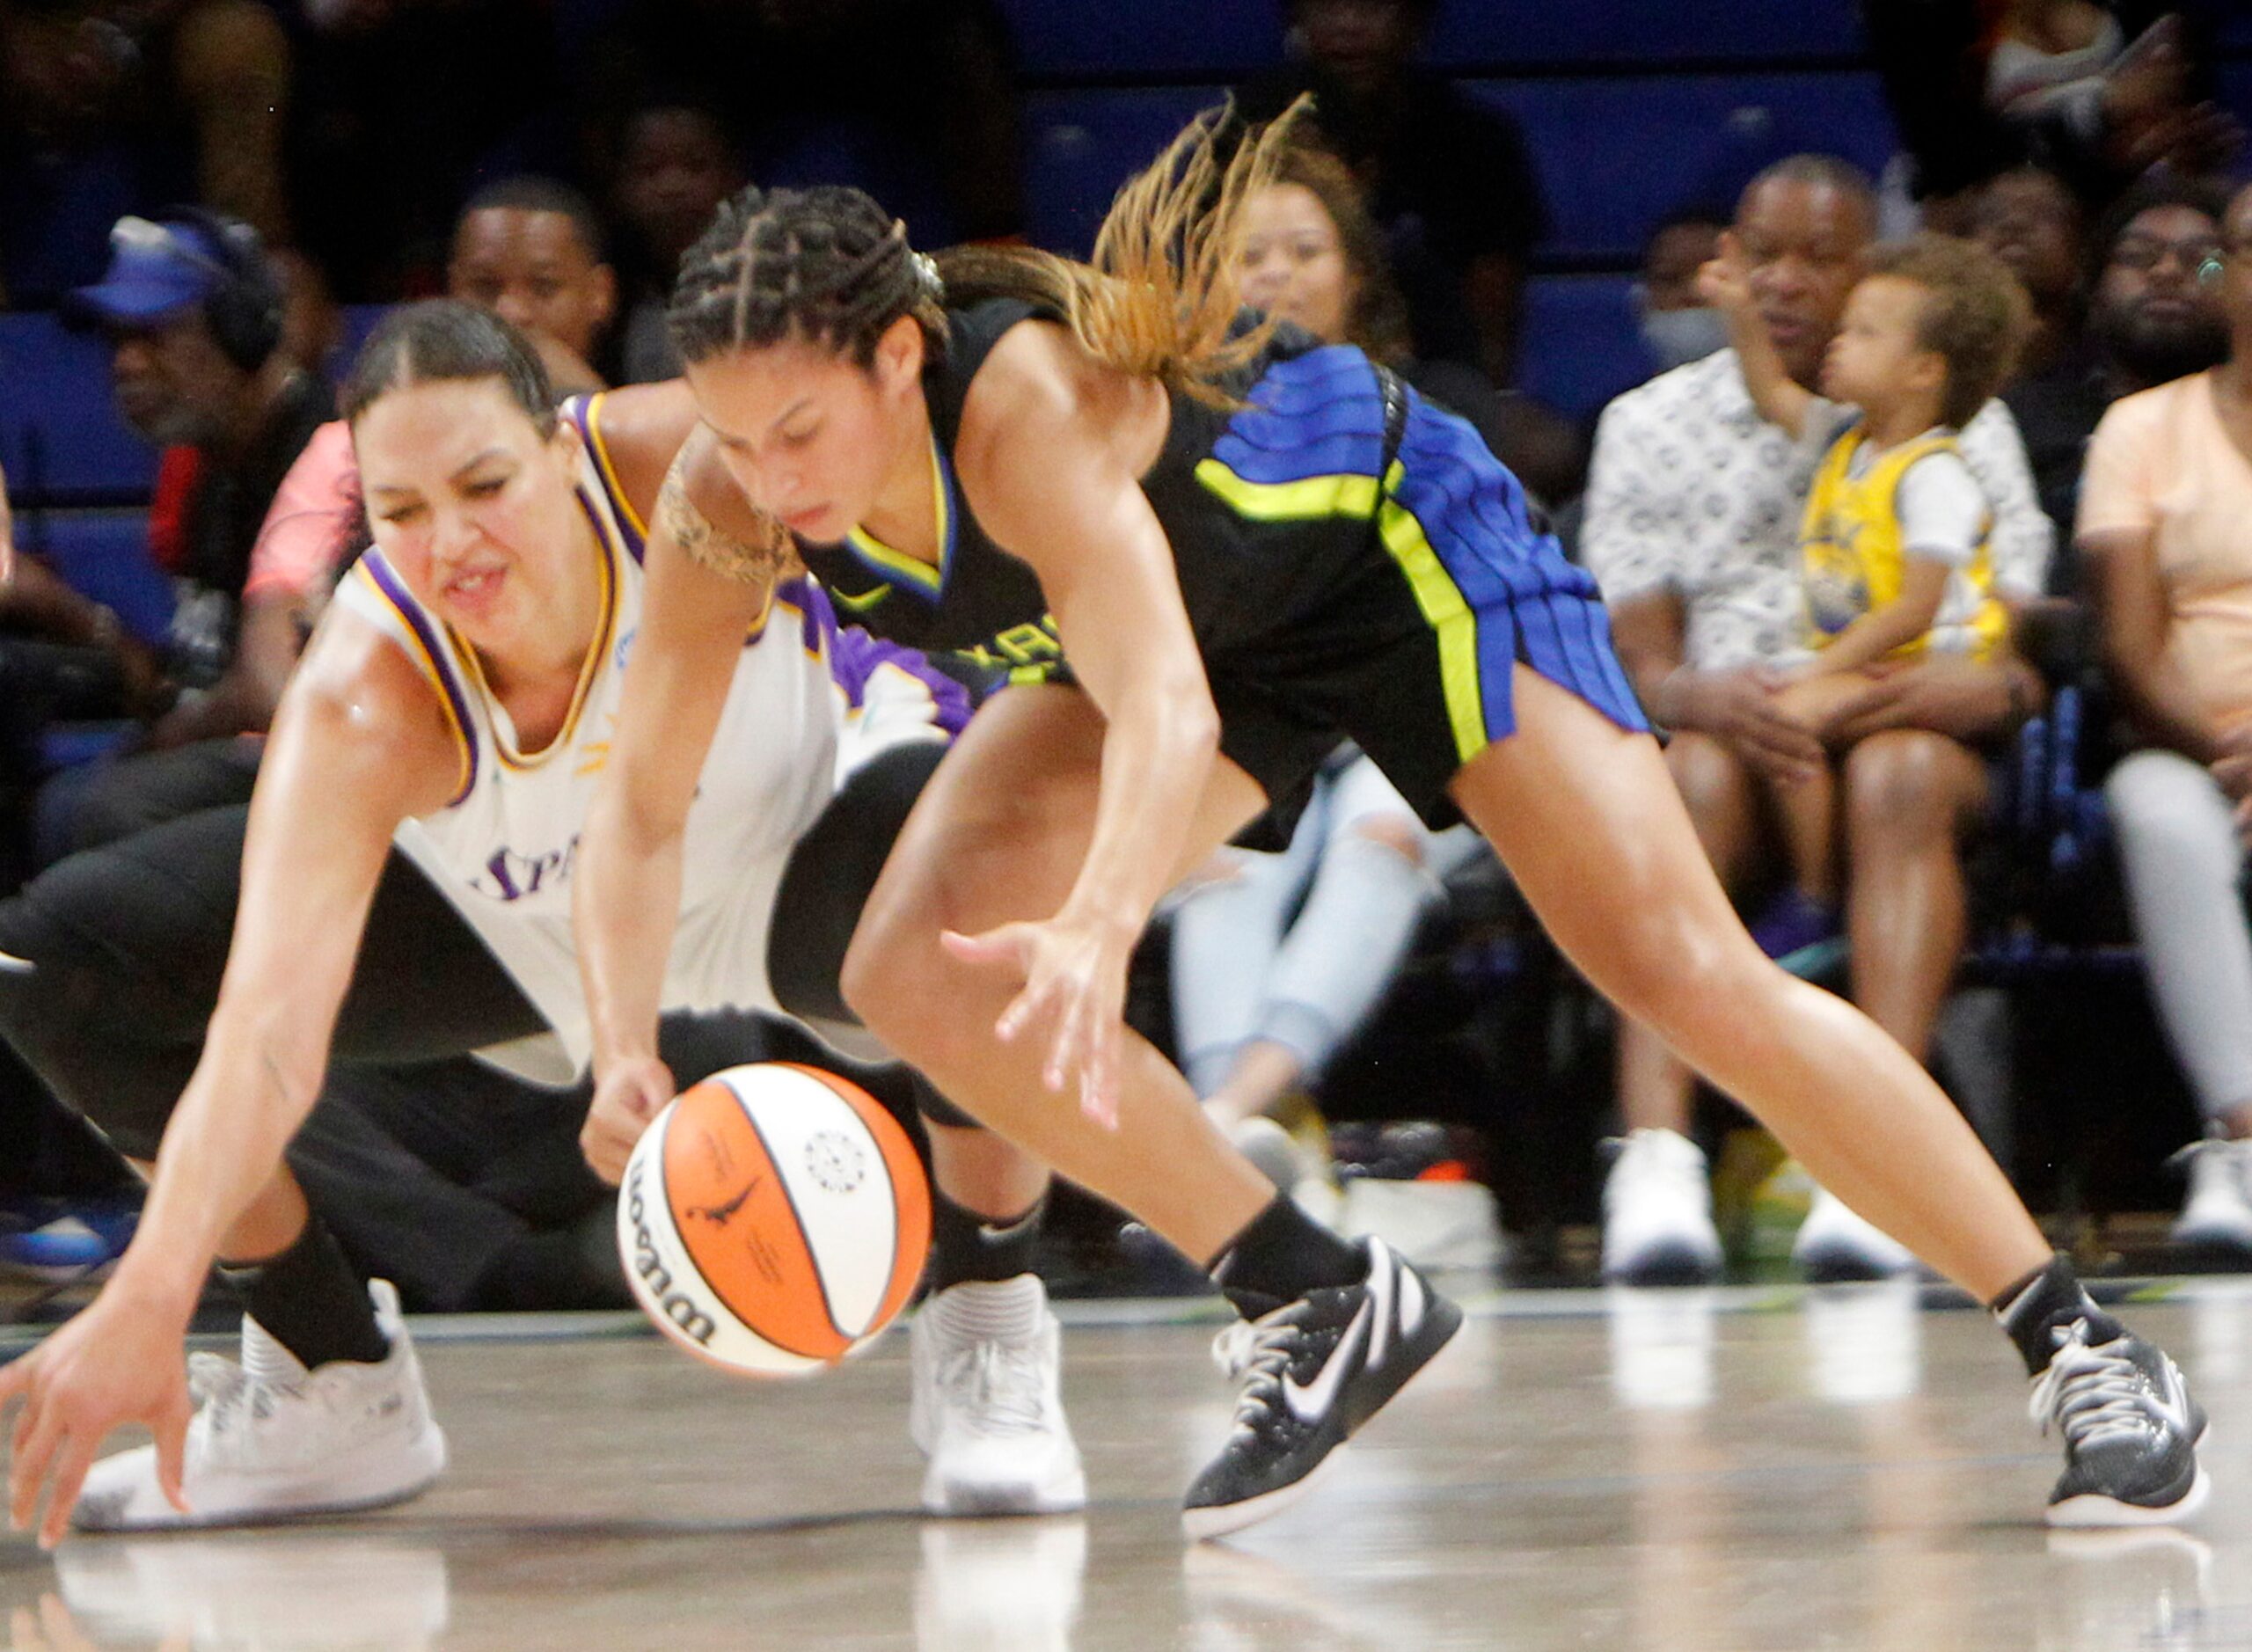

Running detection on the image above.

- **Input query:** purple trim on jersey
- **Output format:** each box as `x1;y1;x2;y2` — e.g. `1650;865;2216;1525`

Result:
361;548;481;806
567;395;646;564
786;576;972;737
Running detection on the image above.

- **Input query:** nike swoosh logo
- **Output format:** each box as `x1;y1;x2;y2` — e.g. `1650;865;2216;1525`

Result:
0;948;32;974
1283;1298;1371;1425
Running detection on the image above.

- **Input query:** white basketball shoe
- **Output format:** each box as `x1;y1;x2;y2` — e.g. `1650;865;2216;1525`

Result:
909;1276;1086;1516
1792;1187;1919;1283
2170;1132;2252;1254
1599;1129;1724;1285
71;1280;447;1532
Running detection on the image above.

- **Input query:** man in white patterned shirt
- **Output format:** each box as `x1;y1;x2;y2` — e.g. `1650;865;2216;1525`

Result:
1583;156;2053;1286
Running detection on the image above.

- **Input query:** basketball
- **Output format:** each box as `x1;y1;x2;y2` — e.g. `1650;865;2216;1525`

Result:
618;1063;931;1377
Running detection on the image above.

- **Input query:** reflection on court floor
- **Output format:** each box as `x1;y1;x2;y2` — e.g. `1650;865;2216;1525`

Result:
3;1281;2248;1650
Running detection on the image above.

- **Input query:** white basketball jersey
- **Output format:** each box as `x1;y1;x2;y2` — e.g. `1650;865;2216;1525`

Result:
329;393;953;1074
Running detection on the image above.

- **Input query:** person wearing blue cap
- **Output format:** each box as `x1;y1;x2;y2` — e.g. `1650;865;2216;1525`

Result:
0;211;328;1284
52;209;330;809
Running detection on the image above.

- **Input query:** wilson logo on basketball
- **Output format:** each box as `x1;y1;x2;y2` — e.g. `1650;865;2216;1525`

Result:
625;1161;719;1349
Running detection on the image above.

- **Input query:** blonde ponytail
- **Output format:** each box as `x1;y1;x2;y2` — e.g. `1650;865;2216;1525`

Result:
933;97;1312;406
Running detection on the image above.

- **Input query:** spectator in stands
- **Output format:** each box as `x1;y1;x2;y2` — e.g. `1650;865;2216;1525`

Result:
2084;179;2252;1259
1975;165;2096;541
1635;209;1730;378
1980;170;2231;575
0;0;292;306
1582;156;2052;1285
39;210;328;852
1166;145;1488;1195
609;102;746;384
1235;0;1547;384
448;176;618;395
1239;141;1582;501
575;0;1020;254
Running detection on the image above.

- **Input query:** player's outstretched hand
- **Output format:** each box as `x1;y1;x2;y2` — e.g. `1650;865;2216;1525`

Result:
1;1287;192;1549
943;910;1133;1130
582;1056;677;1186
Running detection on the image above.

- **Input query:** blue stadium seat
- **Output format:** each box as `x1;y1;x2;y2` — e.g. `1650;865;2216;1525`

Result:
1518;275;1652;423
995;0;1279;79
1469;72;1898;263
1025;87;1231;257
14;509;174;647
1426;0;1868;67
0;315;154;508
993;0;1868;77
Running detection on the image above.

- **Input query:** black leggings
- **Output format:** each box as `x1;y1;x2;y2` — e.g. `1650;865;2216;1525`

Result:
0;740;956;1161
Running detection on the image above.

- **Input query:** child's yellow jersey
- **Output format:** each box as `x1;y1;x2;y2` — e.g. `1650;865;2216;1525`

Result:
1799;427;2008;661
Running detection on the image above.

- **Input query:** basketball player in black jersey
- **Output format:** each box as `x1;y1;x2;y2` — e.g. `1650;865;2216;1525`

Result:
584;111;2205;1539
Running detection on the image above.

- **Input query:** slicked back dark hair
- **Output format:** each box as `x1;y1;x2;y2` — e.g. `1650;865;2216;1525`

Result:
343;300;558;435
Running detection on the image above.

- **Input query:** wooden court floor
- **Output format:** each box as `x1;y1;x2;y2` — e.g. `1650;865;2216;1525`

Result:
3;1279;2248;1650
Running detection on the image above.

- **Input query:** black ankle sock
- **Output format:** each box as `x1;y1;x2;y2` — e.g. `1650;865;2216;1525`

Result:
1991;1253;2121;1378
1207;1194;1364;1319
218;1215;389;1369
928;1191;1046;1292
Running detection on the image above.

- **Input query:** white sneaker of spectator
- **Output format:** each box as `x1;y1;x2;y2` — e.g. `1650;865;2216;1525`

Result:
910;1276;1086;1516
1600;1129;1724;1286
1792;1187;1919;1283
2169;1132;2252;1254
71;1279;446;1531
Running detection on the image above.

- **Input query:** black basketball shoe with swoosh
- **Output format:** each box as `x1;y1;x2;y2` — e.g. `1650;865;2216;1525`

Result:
1183;1236;1461;1540
2032;1317;2210;1527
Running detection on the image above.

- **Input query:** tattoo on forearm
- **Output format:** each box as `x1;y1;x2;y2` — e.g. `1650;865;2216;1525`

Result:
657;470;797;587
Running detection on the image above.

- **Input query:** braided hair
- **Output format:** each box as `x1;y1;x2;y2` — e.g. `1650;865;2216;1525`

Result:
667;99;1312;408
669;185;947;371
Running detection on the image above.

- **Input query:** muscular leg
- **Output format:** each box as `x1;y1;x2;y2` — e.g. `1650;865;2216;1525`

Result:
843;685;1278;1265
1615;734;1763;1134
1841;730;1988;1062
1457;668;2048;1298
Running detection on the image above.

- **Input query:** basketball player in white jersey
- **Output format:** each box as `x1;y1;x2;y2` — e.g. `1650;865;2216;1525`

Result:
0;303;1081;1546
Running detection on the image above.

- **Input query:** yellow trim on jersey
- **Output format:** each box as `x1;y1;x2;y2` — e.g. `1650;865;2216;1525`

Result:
1196;454;1488;760
450;500;621;771
844;435;949;596
1374;482;1488;765
1192;458;1385;523
348;559;475;801
581;392;650;545
1799;428;2007;660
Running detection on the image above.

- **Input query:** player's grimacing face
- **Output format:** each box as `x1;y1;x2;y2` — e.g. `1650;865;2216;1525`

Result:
685;323;923;546
354;377;585;645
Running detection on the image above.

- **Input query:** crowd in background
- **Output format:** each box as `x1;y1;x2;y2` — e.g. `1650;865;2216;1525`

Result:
3;0;2252;1300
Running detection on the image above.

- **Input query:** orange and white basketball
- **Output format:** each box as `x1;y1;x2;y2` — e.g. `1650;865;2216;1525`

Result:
618;1063;930;1377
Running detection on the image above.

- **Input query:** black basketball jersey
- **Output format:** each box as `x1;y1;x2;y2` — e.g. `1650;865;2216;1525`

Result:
790;297;1380;689
791;301;1064;694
